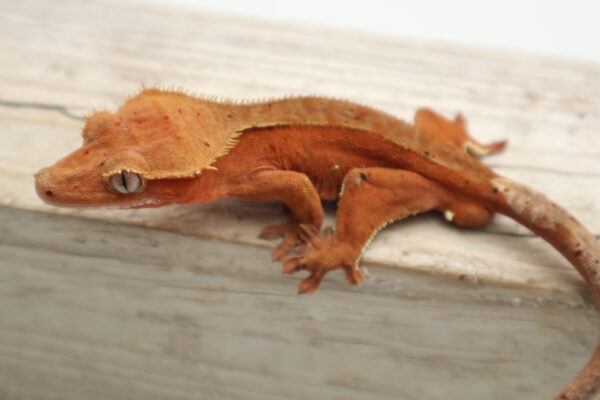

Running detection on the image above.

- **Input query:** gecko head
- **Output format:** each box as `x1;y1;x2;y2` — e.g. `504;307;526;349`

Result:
34;88;235;209
35;112;197;208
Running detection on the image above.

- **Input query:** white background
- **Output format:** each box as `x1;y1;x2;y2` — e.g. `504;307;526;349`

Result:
150;0;600;64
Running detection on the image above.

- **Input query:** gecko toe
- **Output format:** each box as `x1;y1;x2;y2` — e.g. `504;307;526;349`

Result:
298;224;320;242
283;255;307;274
298;273;324;295
344;267;365;285
259;225;286;240
261;222;322;260
272;239;298;261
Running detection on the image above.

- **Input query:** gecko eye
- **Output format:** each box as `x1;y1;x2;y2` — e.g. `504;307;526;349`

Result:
109;171;143;194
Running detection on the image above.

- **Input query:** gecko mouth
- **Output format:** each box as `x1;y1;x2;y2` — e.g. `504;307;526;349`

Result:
112;197;164;208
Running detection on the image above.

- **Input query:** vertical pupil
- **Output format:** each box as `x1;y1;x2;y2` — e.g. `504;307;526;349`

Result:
121;172;128;192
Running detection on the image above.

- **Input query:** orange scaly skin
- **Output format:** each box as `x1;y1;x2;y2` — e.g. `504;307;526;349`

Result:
35;89;600;399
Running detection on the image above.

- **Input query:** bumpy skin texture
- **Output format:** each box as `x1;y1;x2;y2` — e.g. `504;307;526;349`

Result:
35;89;600;399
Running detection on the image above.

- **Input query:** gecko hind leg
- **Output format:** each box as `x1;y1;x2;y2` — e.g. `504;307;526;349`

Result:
414;108;506;157
283;167;493;294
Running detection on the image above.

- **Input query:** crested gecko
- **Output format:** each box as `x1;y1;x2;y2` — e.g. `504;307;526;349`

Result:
35;88;600;400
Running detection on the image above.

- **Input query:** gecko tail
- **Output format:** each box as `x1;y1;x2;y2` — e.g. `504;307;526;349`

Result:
490;176;600;400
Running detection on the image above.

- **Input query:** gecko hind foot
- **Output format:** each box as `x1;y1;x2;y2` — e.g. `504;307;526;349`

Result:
464;138;507;157
283;225;364;294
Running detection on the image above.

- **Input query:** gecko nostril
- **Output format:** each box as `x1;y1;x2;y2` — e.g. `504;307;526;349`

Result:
34;168;57;203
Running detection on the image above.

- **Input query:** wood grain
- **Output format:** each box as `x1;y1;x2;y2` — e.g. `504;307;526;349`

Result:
0;0;599;398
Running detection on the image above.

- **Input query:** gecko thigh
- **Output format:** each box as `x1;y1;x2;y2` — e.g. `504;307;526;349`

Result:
444;198;494;228
335;167;492;252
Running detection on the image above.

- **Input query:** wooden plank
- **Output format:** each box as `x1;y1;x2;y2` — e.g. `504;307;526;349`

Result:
1;207;598;400
0;0;599;398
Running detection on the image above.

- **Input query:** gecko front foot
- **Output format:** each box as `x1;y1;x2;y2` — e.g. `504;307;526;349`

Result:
283;225;364;294
259;220;308;261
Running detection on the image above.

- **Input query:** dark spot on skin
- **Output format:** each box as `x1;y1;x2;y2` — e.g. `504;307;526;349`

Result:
269;144;277;153
267;103;272;108
45;190;53;197
358;172;367;182
595;259;599;264
204;142;210;147
196;112;200;116
458;274;466;281
227;114;232;119
593;270;598;276
424;151;430;156
576;242;581;247
492;187;499;194
83;149;90;155
574;250;583;257
163;116;169;121
113;121;121;127
99;162;105;167
464;179;470;184
177;108;182;113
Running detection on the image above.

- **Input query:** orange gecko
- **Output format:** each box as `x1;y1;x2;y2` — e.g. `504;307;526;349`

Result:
35;88;600;399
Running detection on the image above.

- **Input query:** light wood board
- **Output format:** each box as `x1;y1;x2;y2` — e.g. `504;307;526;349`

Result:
1;0;600;399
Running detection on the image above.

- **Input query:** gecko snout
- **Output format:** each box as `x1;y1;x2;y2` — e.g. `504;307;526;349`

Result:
34;167;58;204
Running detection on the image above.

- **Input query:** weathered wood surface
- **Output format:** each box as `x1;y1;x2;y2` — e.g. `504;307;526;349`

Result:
1;0;600;399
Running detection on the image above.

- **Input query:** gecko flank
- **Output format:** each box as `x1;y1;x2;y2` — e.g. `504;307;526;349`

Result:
35;88;600;400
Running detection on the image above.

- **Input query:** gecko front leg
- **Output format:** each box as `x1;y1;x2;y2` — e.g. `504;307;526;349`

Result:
284;168;493;294
230;169;324;261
